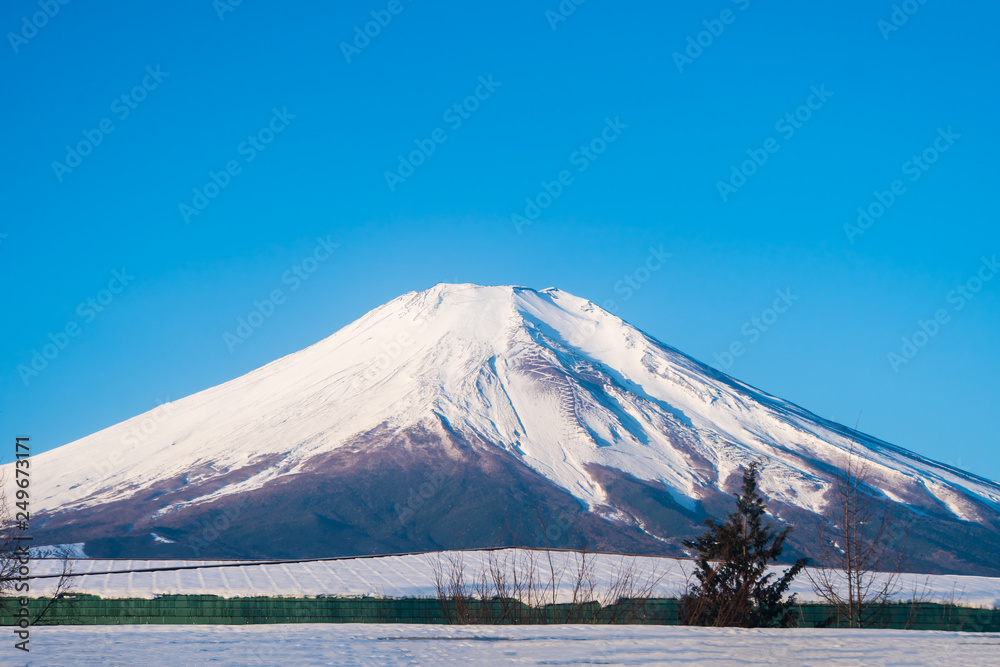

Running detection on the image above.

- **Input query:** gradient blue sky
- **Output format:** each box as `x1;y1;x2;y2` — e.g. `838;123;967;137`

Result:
2;1;998;481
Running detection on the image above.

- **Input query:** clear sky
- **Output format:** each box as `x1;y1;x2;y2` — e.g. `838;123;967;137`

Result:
2;1;998;482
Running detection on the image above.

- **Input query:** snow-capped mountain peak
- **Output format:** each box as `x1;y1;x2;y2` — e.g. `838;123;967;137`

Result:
20;284;1000;573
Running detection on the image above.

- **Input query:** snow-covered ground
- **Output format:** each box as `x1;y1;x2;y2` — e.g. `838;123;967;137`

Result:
27;549;1000;608
15;624;1000;666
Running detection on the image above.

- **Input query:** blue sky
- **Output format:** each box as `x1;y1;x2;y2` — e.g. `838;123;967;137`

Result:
2;1;998;482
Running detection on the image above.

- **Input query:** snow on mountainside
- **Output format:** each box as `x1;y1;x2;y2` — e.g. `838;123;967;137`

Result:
17;284;1000;572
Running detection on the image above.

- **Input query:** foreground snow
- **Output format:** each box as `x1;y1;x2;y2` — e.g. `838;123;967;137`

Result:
27;550;1000;608
17;624;1000;666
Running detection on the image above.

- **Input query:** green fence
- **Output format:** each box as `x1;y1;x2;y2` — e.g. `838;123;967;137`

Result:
1;596;998;631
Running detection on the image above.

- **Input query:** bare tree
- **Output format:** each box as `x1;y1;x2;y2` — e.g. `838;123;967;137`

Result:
597;554;666;624
533;504;566;610
29;550;80;625
433;547;666;625
0;468;79;625
0;470;27;606
807;429;908;628
432;551;473;624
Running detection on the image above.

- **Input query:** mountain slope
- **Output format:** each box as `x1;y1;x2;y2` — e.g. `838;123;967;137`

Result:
20;284;1000;573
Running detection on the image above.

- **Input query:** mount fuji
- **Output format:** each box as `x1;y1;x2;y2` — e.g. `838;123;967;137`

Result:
19;284;1000;574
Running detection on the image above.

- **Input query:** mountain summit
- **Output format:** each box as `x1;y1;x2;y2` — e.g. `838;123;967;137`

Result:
22;284;1000;573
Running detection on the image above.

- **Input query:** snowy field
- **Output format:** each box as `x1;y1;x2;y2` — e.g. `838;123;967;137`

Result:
12;623;1000;666
27;549;1000;608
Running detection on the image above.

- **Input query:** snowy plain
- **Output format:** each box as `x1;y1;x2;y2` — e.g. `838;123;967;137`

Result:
26;549;1000;608
13;624;1000;666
